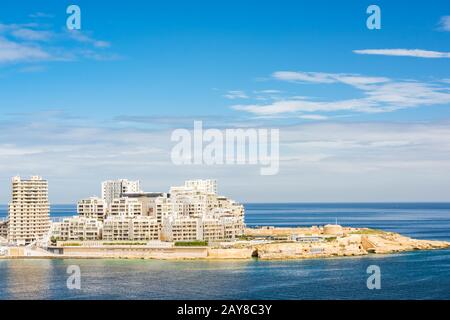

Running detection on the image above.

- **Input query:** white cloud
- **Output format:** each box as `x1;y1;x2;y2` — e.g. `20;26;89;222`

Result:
353;49;450;58
11;28;53;41
277;71;388;83
29;12;54;19
0;21;113;65
0;37;51;63
438;16;450;31
2;115;450;202
254;89;282;94
0;144;44;156
273;71;390;88
233;99;380;115
363;81;450;108
298;114;329;120
273;71;337;83
67;30;111;48
223;90;248;99
232;71;450;116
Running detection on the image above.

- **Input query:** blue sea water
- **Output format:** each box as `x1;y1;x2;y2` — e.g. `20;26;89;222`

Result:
1;203;450;300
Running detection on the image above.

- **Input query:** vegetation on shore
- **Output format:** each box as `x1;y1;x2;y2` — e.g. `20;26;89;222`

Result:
350;228;386;235
174;240;208;247
103;242;147;246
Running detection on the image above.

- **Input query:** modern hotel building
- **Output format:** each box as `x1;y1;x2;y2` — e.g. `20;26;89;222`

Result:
7;176;51;245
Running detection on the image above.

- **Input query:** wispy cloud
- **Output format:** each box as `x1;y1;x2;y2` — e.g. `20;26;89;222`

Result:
29;12;54;19
223;90;248;99
273;71;389;86
231;71;450;117
298;114;328;120
0;37;51;63
254;89;282;94
438;15;450;31
2;112;450;202
0;23;54;41
353;49;450;59
0;19;114;66
11;28;53;41
67;30;111;48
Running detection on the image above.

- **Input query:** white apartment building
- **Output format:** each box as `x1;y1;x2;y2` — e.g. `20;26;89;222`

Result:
51;217;102;241
201;218;225;241
184;179;217;194
153;195;173;223
214;197;245;219
161;217;201;242
170;181;217;218
101;179;141;208
77;197;107;221
123;192;166;218
103;216;160;241
110;198;143;216
8;176;51;245
46;178;245;245
170;195;207;218
221;217;245;240
161;216;244;242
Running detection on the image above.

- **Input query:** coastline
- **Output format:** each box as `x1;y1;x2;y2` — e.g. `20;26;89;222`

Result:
2;248;450;262
2;226;449;261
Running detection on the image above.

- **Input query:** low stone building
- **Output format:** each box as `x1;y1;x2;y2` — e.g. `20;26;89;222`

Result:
323;224;344;236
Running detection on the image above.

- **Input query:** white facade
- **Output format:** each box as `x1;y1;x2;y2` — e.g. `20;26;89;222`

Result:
101;179;141;208
51;217;102;241
103;216;160;241
110;198;143;216
153;195;173;223
161;217;201;242
8;176;51;245
77;197;107;221
184;179;217;194
161;216;244;242
50;179;244;244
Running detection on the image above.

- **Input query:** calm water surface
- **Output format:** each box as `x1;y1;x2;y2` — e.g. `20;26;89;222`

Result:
1;203;449;300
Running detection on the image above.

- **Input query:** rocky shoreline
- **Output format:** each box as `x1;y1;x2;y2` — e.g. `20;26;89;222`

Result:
1;226;449;260
245;232;450;260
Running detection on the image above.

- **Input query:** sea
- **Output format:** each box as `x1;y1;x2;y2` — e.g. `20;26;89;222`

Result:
0;203;449;300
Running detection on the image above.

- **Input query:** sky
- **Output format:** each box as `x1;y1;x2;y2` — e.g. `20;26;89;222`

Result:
0;0;449;203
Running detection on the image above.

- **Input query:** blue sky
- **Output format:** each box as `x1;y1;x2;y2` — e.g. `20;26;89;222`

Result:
0;0;449;202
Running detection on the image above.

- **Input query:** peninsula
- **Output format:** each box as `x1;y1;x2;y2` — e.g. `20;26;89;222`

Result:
2;225;449;260
1;177;448;260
